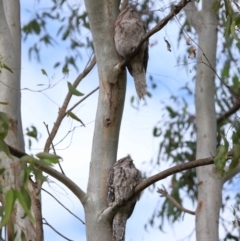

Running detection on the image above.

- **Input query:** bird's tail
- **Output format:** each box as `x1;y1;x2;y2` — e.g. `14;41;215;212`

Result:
112;212;128;241
132;70;147;100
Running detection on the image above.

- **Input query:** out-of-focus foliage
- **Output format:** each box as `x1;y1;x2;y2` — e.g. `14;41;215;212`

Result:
142;0;240;239
22;0;92;71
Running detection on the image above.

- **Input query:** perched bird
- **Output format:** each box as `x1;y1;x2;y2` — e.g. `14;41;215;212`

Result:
106;155;142;241
114;7;149;99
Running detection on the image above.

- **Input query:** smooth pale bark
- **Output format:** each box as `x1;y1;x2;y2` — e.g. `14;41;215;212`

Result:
185;1;221;240
0;1;43;240
2;0;24;150
83;1;126;241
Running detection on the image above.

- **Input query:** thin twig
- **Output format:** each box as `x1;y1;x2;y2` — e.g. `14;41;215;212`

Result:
217;102;240;124
175;15;238;97
44;56;96;152
43;122;65;175
66;86;99;115
157;185;195;215
42;188;85;224
43;218;75;241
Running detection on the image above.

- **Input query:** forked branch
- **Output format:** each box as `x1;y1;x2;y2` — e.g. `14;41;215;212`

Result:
157;185;195;215
44;56;96;152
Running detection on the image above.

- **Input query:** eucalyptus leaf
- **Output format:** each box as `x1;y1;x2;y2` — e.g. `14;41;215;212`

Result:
1;188;16;227
67;111;85;126
67;82;84;96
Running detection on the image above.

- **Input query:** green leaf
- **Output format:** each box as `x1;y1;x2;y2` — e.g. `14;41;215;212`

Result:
0;112;9;139
20;155;35;163
36;152;61;161
130;96;134;103
214;141;229;175
0;206;3;216
232;75;239;92
54;62;60;68
62;27;71;40
21;231;27;241
166;106;177;118
67;82;84;96
16;189;34;221
231;18;240;41
153;127;161;137
1;188;16;227
31;20;41;35
26;126;38;140
0;168;5;175
62;66;69;75
0;138;11;157
2;63;13;73
0;102;9;105
41;69;48;76
228;144;240;173
67;111;85;126
32;168;47;182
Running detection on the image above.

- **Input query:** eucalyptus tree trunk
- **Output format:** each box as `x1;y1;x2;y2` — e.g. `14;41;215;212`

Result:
185;1;221;240
83;1;126;240
0;0;43;240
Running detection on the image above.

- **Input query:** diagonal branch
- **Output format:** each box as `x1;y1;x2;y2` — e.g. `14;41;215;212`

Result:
134;152;232;195
44;122;65;175
157;185;195;215
118;0;191;70
217;102;240;124
8;145;88;205
43;218;74;241
44;56;96;152
66;86;99;115
42;188;85;224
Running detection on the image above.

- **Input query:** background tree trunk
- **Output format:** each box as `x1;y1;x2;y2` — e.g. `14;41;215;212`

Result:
0;0;43;240
186;1;222;240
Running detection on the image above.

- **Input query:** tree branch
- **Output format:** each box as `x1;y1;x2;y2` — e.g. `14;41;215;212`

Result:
98;152;233;221
134;153;232;195
44;122;65;175
117;0;192;70
222;162;240;184
44;56;96;152
157;186;195;215
42;188;85;224
8;145;88;205
66;86;99;115
43;218;74;241
217;102;240;124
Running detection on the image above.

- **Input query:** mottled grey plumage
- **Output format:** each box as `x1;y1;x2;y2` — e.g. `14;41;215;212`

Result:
107;155;142;241
114;7;149;99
